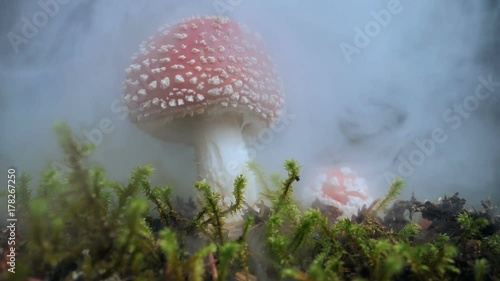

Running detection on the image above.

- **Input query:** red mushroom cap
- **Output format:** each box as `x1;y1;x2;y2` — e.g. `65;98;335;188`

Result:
121;16;284;132
309;166;373;216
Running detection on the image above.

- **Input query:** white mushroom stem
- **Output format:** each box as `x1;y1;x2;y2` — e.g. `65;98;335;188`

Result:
193;115;259;207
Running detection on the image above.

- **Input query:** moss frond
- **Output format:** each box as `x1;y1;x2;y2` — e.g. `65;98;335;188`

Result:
374;178;404;214
3;122;499;281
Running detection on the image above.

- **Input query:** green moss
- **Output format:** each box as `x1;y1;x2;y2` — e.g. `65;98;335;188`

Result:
0;123;499;281
374;178;404;214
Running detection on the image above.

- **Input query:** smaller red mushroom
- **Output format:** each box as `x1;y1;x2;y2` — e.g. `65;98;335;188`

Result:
308;166;374;217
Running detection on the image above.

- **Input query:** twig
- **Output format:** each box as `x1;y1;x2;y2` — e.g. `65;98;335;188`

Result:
208;252;218;280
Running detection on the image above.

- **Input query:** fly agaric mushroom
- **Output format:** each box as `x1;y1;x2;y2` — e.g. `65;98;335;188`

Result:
121;16;284;207
309;166;373;217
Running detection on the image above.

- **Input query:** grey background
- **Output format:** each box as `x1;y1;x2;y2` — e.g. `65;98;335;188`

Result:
0;0;499;219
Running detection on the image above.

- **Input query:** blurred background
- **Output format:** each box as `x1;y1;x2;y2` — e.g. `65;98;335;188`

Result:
0;0;499;216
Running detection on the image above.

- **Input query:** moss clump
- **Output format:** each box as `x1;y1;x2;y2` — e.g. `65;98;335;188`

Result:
0;123;498;281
